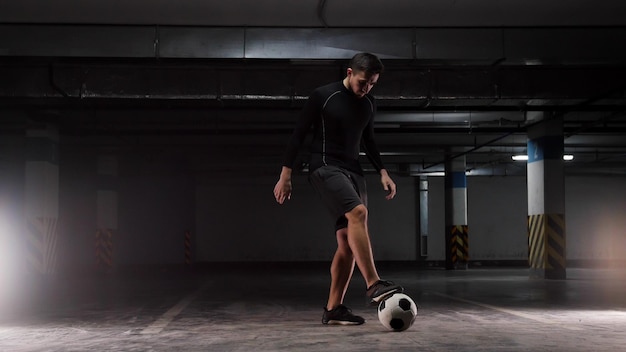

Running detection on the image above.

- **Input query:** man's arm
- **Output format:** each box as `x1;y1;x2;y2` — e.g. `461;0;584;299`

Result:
273;166;293;204
281;90;321;170
379;168;396;200
362;131;397;200
361;100;396;200
273;89;321;204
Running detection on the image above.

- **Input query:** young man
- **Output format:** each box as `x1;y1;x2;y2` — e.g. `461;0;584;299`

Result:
273;52;403;325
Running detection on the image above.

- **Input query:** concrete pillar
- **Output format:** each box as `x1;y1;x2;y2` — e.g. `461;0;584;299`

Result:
445;153;469;270
96;155;118;273
24;126;59;275
527;112;566;279
418;176;428;260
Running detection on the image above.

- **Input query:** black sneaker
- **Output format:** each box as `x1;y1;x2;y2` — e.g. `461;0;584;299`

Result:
322;305;365;325
366;280;404;306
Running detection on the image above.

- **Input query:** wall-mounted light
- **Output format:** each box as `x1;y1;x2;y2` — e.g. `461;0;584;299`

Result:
512;155;574;161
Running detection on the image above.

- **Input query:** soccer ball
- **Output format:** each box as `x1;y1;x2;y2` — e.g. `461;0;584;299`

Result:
377;293;418;331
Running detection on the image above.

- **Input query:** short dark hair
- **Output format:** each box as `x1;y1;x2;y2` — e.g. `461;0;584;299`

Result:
348;52;384;74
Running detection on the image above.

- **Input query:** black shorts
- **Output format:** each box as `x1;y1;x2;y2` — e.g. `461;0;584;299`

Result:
309;165;368;231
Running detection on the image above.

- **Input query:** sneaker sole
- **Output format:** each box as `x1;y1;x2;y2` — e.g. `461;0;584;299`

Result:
323;320;364;325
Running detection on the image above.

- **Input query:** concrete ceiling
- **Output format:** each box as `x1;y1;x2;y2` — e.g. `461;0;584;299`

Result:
1;0;626;27
1;0;625;176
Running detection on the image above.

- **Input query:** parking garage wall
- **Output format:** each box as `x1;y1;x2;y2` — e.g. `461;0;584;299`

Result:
2;147;625;271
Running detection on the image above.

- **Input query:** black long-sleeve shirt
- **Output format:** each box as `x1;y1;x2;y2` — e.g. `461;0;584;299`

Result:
282;81;385;175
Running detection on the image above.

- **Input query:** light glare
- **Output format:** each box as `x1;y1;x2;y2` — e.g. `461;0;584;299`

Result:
0;201;21;314
512;154;574;161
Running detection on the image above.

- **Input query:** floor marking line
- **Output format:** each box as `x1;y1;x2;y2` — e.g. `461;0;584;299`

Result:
430;291;583;331
140;287;203;335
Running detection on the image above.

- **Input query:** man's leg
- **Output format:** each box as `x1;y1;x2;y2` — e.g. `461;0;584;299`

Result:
344;204;380;288
323;227;365;325
326;228;355;310
345;204;403;305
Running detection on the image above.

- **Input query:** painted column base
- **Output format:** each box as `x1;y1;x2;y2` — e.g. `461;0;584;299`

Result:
528;214;566;279
446;225;469;270
95;229;114;273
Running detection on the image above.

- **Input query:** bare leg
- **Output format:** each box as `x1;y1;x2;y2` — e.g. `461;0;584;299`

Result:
326;228;355;310
344;204;380;288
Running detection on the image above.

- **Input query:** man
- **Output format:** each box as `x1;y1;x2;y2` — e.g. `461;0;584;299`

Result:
273;52;403;325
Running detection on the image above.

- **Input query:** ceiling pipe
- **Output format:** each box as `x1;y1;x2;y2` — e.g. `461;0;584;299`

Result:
48;64;70;98
420;112;572;171
317;0;329;27
564;111;626;139
422;130;517;171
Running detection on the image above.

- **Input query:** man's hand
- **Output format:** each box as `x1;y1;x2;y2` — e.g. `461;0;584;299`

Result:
273;166;293;204
380;169;396;200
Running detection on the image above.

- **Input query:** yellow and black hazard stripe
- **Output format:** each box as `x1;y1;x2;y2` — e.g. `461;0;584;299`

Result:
184;230;193;267
528;214;545;270
95;229;113;272
26;218;44;274
446;225;469;269
528;214;566;278
26;217;59;275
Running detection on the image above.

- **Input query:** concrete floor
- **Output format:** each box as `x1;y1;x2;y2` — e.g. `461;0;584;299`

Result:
1;263;626;352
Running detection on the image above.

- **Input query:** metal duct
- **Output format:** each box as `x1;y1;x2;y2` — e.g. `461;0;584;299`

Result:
1;25;625;64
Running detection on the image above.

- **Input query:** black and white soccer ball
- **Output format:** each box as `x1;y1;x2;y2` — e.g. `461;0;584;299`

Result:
377;293;418;331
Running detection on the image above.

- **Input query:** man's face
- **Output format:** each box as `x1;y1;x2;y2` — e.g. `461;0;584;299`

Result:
347;68;379;98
